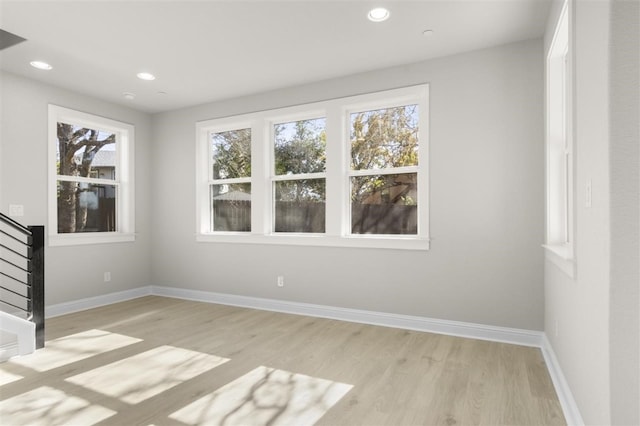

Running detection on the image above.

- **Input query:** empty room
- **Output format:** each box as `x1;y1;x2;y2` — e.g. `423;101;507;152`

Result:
0;0;638;425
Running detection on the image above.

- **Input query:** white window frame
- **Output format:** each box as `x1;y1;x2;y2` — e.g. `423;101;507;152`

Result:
201;121;253;234
544;1;575;277
343;94;427;239
196;85;429;250
48;105;135;246
268;110;327;235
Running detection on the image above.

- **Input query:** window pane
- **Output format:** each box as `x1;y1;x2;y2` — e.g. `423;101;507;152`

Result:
212;128;251;180
56;122;116;179
350;105;419;170
274;179;325;233
57;181;116;233
351;173;417;235
274;118;326;175
211;184;251;232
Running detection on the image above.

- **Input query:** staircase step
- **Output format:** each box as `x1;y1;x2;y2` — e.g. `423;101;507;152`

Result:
0;332;19;362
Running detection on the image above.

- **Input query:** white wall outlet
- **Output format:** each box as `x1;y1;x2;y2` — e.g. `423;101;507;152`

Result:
585;180;592;208
9;204;24;217
277;276;284;287
104;272;111;282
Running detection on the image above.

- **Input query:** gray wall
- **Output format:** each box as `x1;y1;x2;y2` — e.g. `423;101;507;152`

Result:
544;0;640;424
151;38;545;331
609;0;639;424
0;71;152;305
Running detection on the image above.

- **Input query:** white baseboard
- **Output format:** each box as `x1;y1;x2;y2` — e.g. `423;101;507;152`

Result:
44;284;581;426
46;286;152;318
0;341;19;362
0;311;35;357
540;334;585;426
151;285;544;347
0;329;19;362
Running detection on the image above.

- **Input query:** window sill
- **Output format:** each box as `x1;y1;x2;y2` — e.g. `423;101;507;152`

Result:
543;244;575;278
196;233;430;251
49;233;136;247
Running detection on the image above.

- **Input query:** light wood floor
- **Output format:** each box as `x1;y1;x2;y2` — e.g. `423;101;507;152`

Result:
0;296;565;426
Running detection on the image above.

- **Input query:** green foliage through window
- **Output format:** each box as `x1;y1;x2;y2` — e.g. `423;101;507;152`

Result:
350;105;418;170
56;122;116;234
350;104;420;235
212;128;251;180
274;118;326;176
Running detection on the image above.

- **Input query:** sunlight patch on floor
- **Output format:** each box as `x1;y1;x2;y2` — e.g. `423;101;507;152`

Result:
0;370;23;386
66;345;229;404
169;365;353;426
10;329;141;372
0;385;116;425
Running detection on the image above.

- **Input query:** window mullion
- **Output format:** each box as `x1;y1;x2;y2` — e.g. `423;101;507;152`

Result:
57;176;118;186
348;166;419;177
210;177;251;185
324;106;344;237
272;172;326;182
252;122;268;235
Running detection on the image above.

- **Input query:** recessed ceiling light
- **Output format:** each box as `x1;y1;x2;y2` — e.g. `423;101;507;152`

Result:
422;29;434;37
30;60;52;70
136;72;156;81
123;92;136;100
368;7;390;22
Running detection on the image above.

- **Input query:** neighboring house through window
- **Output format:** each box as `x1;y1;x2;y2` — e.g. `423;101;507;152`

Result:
48;105;135;246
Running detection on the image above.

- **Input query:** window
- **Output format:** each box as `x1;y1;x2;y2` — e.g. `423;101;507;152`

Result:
349;105;419;235
210;127;252;232
48;105;135;246
196;85;429;250
545;1;574;276
272;117;326;233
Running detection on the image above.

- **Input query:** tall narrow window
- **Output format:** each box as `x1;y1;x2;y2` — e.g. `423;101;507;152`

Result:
48;105;134;245
349;105;420;235
210;128;252;232
272;118;326;233
545;1;574;276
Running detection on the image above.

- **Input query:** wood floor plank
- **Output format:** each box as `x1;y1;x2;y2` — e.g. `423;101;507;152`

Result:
0;296;565;426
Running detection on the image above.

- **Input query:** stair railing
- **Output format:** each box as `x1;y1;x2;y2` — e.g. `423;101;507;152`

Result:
0;212;44;349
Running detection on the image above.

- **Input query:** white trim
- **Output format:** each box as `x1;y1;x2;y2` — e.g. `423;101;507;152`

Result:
543;244;576;277
43;284;540;347
45;286;152;318
541;334;585;426
48;105;136;246
196;85;429;249
545;0;575;276
151;285;541;347
39;285;581;424
49;232;136;247
0;340;20;362
0;311;35;356
196;233;430;250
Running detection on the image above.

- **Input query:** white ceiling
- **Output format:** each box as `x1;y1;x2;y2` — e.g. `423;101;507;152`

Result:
0;0;551;113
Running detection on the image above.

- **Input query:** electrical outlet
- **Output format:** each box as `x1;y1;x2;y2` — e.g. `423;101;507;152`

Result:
277;276;284;287
104;272;111;282
9;204;24;217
